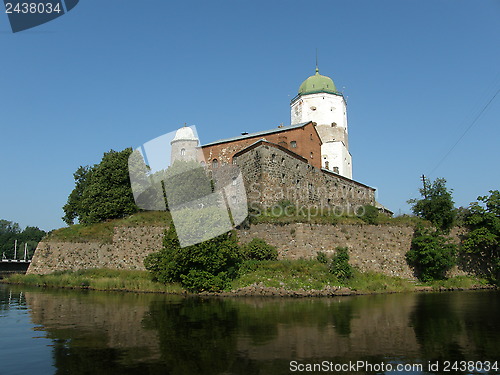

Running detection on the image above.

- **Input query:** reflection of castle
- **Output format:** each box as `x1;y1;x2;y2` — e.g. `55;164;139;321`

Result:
170;69;384;213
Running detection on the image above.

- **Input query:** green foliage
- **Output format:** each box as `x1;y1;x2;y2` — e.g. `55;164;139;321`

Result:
5;269;184;293
160;160;213;209
63;148;138;225
406;225;457;282
234;259;337;290
0;220;45;259
356;205;380;224
316;251;328;264
49;211;171;243
144;225;242;292
241;238;278;261
408;177;456;233
461;190;500;283
329;247;353;280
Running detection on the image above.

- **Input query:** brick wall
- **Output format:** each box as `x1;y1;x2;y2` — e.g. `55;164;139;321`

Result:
202;122;323;169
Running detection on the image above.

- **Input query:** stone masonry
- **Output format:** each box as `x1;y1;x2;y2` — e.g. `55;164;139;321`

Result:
233;141;375;213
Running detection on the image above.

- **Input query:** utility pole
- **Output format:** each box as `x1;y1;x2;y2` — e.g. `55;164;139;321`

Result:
14;239;17;260
421;174;428;199
24;243;28;261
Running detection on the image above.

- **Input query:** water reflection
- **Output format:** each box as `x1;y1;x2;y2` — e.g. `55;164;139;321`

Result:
1;285;499;375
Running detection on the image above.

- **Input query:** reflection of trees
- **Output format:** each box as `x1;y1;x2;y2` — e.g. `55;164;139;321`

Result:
410;291;500;374
461;291;500;360
142;297;243;375
330;301;354;336
53;344;163;375
410;293;467;375
410;294;464;359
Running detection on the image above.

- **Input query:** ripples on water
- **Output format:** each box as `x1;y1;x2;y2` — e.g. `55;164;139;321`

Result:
0;284;499;375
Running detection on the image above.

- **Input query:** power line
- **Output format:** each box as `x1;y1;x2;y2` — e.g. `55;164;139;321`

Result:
428;86;500;177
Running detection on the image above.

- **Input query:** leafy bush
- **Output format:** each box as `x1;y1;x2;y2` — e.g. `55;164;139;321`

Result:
316;251;328;264
407;177;456;233
356;205;380;224
329;247;353;280
181;270;229;292
144;225;243;292
461;190;500;284
406;225;457;282
241;238;278;261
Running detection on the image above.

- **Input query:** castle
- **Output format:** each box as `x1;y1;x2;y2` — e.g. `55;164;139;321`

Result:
170;68;384;215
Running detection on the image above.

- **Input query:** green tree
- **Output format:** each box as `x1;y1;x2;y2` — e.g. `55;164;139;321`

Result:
241;238;278;261
0;220;45;259
406;225;457;282
461;190;500;283
144;225;243;292
408;177;456;233
160;160;212;209
63;148;138;225
62;166;92;225
329;247;353;280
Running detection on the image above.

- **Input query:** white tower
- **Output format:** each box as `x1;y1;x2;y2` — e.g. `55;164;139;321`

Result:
290;68;352;179
170;125;201;164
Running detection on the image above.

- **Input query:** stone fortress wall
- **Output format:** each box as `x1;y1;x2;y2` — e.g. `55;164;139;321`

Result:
233;141;375;213
28;223;470;280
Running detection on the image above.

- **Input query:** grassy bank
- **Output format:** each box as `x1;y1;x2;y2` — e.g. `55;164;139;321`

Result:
232;259;490;293
3;263;491;295
47;211;171;243
4;269;184;294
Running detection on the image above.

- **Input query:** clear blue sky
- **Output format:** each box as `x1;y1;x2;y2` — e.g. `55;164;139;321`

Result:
1;0;499;231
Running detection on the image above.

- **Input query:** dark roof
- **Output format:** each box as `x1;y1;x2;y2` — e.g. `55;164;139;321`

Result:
202;122;313;147
320;168;376;191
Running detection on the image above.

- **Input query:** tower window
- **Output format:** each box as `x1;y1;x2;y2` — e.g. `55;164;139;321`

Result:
290;141;297;148
332;122;337;127
310;134;313;140
180;148;186;156
310;152;314;159
212;159;218;169
325;161;329;169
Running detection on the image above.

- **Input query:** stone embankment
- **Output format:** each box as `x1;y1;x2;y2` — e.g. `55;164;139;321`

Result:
29;223;470;280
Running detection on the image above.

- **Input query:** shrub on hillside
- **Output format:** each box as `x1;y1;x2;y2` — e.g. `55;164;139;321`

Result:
242;238;278;261
144;225;242;292
356;205;380;224
316;251;328;264
406;225;457;282
329;247;353;280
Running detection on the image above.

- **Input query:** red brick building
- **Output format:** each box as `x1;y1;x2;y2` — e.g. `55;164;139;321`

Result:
201;121;323;169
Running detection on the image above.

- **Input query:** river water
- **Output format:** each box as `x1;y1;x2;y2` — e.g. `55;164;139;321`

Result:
0;284;498;374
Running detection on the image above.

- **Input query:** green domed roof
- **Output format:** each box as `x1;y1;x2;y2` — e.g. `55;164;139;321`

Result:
298;68;338;95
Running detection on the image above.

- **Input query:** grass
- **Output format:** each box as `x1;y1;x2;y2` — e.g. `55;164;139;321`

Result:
4;262;491;295
250;204;431;228
233;259;338;290
231;259;491;294
5;268;185;294
47;211;171;243
420;275;490;291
